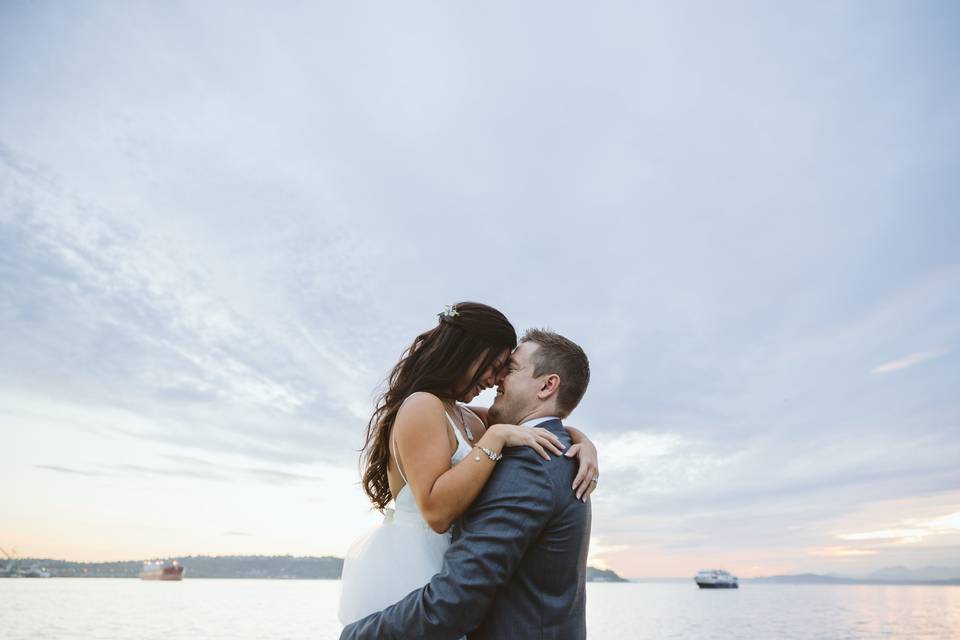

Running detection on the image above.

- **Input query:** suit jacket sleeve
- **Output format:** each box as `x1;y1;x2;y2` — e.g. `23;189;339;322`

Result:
340;449;554;640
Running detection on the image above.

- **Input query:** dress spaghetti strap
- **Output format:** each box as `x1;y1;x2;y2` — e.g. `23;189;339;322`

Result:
391;409;464;488
391;430;409;485
444;411;466;444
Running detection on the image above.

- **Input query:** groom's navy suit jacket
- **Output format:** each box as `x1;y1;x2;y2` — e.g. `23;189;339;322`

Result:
340;419;591;640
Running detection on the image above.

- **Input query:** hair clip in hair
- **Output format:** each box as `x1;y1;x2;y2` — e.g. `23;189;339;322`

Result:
438;304;460;320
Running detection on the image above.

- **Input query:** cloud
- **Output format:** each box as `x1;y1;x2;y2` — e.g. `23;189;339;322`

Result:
587;537;632;569
837;510;960;544
871;348;951;374
2;2;959;573
807;547;878;557
838;529;930;543
0;151;375;467
34;457;323;486
34;465;104;477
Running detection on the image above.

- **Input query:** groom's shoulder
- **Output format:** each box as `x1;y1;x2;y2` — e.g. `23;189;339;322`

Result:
497;442;574;491
494;446;553;483
474;449;554;512
500;444;547;466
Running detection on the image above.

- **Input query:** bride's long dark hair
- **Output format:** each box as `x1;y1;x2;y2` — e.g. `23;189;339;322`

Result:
360;302;517;511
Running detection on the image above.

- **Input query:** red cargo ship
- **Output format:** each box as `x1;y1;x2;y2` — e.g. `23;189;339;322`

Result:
139;560;185;581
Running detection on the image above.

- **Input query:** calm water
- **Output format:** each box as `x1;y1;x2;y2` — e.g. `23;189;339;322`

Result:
2;579;958;639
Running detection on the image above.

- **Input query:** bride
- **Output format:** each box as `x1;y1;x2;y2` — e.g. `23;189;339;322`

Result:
338;302;599;625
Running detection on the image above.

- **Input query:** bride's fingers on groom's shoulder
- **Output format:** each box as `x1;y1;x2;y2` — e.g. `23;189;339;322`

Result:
534;431;563;456
532;435;558;458
532;430;562;452
537;436;563;457
564;443;582;458
583;476;598;499
572;466;586;491
572;462;594;494
530;439;551;460
534;428;564;450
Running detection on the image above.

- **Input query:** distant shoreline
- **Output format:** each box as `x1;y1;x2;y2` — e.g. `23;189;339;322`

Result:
4;555;629;582
745;575;960;587
5;576;959;587
5;557;958;586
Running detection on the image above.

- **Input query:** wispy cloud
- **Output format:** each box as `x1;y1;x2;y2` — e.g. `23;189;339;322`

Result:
587;538;632;569
871;348;950;374
837;511;960;544
34;458;322;486
807;546;878;557
838;529;929;543
34;465;104;477
1;150;374;466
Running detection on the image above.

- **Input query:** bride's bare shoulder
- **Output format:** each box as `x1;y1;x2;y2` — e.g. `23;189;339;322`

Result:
394;392;448;438
398;391;445;415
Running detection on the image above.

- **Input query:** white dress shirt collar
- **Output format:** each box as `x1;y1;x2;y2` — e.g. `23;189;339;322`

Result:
522;416;560;428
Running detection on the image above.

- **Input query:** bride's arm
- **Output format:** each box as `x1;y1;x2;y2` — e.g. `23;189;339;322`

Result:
395;393;564;534
467;405;600;501
563;426;600;501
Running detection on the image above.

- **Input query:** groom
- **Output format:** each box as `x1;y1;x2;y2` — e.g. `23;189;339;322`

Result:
340;329;593;640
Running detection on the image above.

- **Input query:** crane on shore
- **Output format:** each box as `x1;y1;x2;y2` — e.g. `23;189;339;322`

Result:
0;547;49;578
1;546;17;576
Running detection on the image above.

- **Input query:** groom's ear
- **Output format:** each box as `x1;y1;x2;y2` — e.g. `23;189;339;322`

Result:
537;373;561;402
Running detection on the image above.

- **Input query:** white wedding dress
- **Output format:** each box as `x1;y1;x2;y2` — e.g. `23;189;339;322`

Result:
338;408;475;626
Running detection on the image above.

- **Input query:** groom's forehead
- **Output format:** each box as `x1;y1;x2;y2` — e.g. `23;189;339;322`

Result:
510;341;537;366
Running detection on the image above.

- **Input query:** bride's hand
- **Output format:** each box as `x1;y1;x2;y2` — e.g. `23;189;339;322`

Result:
488;424;565;460
564;430;599;501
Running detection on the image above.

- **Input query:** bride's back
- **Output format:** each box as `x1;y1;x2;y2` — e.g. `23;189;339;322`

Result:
338;398;480;625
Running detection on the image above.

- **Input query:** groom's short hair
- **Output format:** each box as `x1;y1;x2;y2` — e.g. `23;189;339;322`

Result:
521;329;590;418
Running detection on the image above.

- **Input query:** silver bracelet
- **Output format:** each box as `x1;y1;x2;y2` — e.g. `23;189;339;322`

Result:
475;446;502;462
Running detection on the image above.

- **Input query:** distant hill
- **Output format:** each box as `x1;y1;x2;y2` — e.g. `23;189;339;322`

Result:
15;555;627;582
586;567;628;582
865;566;960;582
749;571;960;586
749;573;855;585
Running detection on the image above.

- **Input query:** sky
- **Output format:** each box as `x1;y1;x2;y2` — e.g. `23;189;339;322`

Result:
1;1;958;579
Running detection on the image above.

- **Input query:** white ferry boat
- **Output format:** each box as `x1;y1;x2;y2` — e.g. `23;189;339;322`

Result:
695;568;738;589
